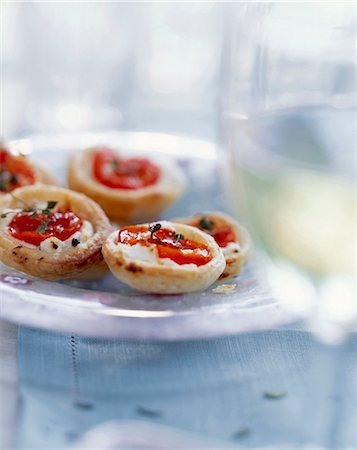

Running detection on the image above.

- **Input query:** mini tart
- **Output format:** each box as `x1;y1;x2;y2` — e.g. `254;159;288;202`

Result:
0;185;111;280
102;221;225;294
174;212;251;280
0;146;58;194
67;147;186;224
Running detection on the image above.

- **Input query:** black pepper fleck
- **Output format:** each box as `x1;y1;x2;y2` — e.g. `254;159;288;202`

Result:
72;238;80;247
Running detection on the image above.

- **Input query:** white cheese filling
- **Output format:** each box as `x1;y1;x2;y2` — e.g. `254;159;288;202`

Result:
116;221;200;269
39;220;94;253
89;152;176;188
0;209;94;253
117;241;198;269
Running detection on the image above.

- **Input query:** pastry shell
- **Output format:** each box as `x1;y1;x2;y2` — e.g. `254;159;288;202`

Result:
102;221;225;294
0;147;59;192
174;211;251;280
0;185;111;280
67;147;186;224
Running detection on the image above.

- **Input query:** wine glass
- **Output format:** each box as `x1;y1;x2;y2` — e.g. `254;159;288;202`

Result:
222;3;356;447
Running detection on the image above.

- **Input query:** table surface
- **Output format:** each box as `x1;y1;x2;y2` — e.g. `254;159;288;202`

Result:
0;321;18;450
1;318;356;450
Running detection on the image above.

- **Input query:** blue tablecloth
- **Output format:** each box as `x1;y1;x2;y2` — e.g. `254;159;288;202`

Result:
17;326;357;449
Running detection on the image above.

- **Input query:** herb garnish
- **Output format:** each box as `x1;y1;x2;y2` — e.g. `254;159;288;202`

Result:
41;200;58;216
0;199;58;234
1;199;58;224
263;390;286;400
34;202;58;234
36;220;49;234
174;233;184;242
198;217;214;231
149;223;161;238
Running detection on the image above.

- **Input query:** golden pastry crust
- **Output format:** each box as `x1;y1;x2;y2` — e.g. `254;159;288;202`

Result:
0;185;111;280
67;147;186;224
102;221;225;294
174;211;251;280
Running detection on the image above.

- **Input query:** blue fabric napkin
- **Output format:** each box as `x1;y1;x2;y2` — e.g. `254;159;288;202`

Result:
16;327;357;449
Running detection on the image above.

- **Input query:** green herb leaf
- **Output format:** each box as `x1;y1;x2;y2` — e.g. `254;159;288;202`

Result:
46;200;57;210
263;390;287;400
36;220;49;234
30;211;38;218
198;217;214;231
41;200;58;216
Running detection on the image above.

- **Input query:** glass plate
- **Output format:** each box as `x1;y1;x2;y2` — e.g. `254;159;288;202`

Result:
0;132;295;340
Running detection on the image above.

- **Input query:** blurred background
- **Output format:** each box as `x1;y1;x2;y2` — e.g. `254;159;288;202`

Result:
2;3;355;142
2;2;228;141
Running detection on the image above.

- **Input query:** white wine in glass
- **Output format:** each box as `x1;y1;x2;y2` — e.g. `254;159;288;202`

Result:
227;104;356;342
222;3;356;446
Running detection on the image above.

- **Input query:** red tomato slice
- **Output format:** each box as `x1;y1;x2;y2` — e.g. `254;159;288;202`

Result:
8;211;83;246
93;148;160;190
118;225;212;266
0;149;36;193
194;217;237;248
212;226;236;248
